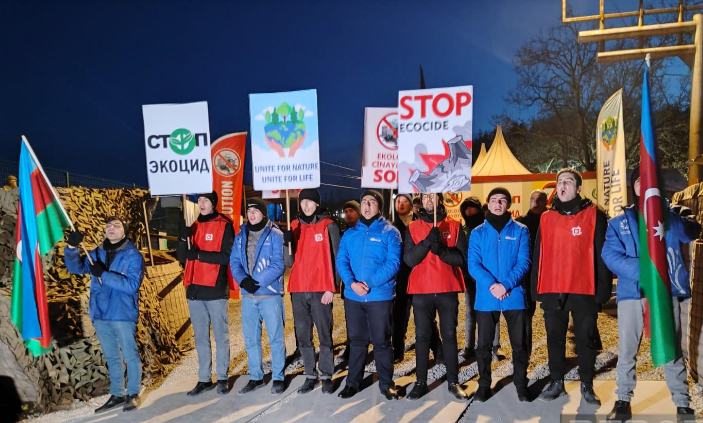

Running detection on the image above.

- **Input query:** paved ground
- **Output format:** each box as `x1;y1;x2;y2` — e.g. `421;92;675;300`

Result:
20;289;703;422
52;377;687;423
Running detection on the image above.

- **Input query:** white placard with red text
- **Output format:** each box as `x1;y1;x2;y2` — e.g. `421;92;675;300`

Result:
361;107;399;189
397;86;473;194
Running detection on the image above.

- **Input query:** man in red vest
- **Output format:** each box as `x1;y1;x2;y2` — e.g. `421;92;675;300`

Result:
283;189;341;395
403;193;468;401
531;168;612;404
177;191;235;396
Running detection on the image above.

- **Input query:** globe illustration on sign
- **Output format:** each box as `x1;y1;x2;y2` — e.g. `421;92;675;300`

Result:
263;102;307;158
600;117;618;151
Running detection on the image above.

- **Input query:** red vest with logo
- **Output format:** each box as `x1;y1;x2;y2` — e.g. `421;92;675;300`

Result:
537;206;596;295
184;214;235;288
407;217;465;294
288;218;336;293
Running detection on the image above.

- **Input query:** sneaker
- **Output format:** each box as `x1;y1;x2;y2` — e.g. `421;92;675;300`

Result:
239;379;265;394
337;385;358;399
123;394;139;412
448;382;469;401
517;387;530;402
95;395;125;413
321;379;335;394
580;383;600;405
606;400;632;422
298;378;318;394
271;380;285;394
187;381;215;396
405;382;428;400
538;379;565;402
380;386;399;400
677;407;696;423
473;386;491;402
217;380;230;394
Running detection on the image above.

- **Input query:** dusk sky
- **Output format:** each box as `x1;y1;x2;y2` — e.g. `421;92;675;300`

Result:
1;0;657;199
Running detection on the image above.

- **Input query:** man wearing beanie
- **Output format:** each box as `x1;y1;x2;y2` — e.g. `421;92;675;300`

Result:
516;189;549;359
336;189;401;400
177;191;235;396
343;200;360;230
283;189;341;395
65;217;144;412
230;197;287;395
532;168;612;404
459;196;500;360
391;193;442;364
403;193;468;401
469;187;531;402
602;167;699;422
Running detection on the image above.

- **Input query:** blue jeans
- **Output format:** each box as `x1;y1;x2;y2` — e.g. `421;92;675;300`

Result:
241;296;286;381
93;320;141;396
188;299;230;382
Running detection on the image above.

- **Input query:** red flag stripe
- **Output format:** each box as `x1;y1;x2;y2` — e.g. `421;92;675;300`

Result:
639;142;670;288
32;244;51;348
30;168;57;216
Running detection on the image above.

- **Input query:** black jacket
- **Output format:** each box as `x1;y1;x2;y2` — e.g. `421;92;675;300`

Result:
516;209;544;304
530;197;612;312
403;206;467;270
177;212;235;301
393;213;416;291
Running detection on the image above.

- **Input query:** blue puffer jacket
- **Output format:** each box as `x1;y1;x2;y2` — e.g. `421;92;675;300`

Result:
602;204;701;302
468;218;531;312
336;217;401;302
64;240;144;323
230;221;285;296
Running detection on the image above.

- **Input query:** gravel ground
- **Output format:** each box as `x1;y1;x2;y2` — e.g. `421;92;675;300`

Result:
20;292;703;422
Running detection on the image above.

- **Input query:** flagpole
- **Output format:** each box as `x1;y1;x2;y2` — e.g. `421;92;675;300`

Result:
182;194;191;249
285;189;292;254
142;200;154;267
21;136;101;282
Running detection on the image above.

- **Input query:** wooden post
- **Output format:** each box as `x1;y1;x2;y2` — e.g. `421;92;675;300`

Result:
286;190;292;254
142;200;154;266
182;194;191;249
390;189;395;221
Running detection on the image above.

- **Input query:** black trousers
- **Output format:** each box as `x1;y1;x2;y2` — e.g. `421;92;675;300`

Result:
413;293;459;384
544;308;597;384
392;289;442;358
476;309;528;389
292;292;334;379
344;299;394;390
525;301;536;358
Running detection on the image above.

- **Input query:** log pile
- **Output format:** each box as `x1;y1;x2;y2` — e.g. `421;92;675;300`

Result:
0;187;191;412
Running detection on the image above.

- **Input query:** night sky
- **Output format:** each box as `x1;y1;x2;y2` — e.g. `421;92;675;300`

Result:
1;0;628;200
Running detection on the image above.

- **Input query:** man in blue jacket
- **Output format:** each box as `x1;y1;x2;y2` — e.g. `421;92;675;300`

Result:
469;187;531;402
64;217;144;413
336;189;401;400
230;198;287;395
602;168;699;423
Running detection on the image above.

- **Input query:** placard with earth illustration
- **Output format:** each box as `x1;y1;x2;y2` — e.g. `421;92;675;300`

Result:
142;101;213;196
249;89;320;190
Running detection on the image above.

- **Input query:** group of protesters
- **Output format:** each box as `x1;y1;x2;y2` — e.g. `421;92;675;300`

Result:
63;166;700;422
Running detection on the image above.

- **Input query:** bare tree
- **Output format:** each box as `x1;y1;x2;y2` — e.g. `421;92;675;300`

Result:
501;22;687;173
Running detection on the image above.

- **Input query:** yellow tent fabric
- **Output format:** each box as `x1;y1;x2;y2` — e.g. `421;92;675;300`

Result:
472;125;531;176
473;143;488;170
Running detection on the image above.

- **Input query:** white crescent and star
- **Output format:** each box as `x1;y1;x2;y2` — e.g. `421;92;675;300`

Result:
643;187;665;241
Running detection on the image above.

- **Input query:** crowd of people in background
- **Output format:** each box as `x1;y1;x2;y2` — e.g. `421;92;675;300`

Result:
63;167;701;422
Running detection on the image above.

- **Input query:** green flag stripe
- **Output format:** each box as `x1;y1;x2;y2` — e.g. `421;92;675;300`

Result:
25;339;52;357
11;258;22;331
36;200;71;256
638;215;677;367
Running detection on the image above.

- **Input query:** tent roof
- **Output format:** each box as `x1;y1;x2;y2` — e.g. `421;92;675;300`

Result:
472;126;531;176
473;143;488;170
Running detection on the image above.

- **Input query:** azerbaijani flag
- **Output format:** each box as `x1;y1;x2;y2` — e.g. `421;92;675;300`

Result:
639;57;677;367
11;136;72;357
